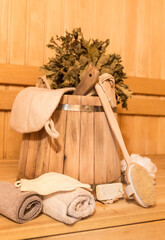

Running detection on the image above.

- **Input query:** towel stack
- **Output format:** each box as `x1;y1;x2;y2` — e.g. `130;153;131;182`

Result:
0;172;95;225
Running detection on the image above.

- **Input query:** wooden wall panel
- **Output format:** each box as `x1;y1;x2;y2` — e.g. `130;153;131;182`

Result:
0;0;165;79
0;85;5;158
161;1;165;79
122;0;138;75
9;0;27;64
0;0;9;63
27;0;46;66
136;0;152;77
78;0;95;39
108;0;124;55
46;0;64;61
149;0;164;79
0;0;165;159
157;117;165;154
63;0;81;32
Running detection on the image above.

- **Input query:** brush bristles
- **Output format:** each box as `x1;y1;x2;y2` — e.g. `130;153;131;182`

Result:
130;164;156;207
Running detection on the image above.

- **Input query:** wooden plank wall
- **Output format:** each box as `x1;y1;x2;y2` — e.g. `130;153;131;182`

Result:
0;64;165;160
0;0;165;77
0;0;165;159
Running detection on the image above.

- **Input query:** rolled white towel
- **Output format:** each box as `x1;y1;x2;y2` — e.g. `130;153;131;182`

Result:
42;188;95;225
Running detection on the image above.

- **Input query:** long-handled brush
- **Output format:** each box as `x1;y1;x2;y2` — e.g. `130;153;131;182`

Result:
73;63;155;207
95;77;155;207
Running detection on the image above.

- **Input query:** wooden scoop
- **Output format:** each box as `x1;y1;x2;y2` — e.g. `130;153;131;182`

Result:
73;63;99;95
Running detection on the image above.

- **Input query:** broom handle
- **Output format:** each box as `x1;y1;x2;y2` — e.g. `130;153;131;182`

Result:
95;82;131;165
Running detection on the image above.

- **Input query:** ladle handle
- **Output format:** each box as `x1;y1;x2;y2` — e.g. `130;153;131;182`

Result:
95;81;131;165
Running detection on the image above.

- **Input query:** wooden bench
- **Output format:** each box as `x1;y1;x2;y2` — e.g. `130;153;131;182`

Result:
0;156;164;240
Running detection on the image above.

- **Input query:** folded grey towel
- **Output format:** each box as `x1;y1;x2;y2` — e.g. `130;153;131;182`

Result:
0;181;42;223
43;188;95;225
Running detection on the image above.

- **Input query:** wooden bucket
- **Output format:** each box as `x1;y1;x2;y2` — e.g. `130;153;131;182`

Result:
18;94;121;184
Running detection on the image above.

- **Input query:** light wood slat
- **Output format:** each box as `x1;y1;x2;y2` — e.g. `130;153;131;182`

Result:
0;85;5;158
1;89;165;116
94;110;107;184
0;0;8;63
48;96;68;174
1;0;165;79
5;111;22;159
125;77;165;96
78;0;95;40
117;96;165;116
0;64;44;85
120;115;135;154
27;0;45;66
1;64;165;96
0;89;19;110
137;0;152;77
149;0;163;79
17;134;29;179
63;95;81;179
123;0;138;75
36;220;165;240
25;132;40;179
34;129;51;178
46;0;64;61
161;2;165;79
146;117;159;155
132;116;148;154
79;96;94;184
157;117;165;154
109;0;123;55
0;111;4;158
9;0;27;64
5;86;23;159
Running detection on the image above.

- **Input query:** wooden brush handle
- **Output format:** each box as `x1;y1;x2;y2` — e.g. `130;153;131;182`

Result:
95;82;131;165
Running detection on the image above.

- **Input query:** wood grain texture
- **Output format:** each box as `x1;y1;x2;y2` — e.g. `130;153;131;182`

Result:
94;109;108;184
125;77;165;96
0;0;165;161
119;115;135;154
48;96;68;174
0;0;165;79
0;62;165;158
24;132;39;179
9;0;27;64
0;0;9;63
1;88;165;115
34;128;51;178
1;63;165;93
79;96;94;184
136;0;152;77
117;96;165;116
132;116;148;154
0;157;165;240
27;0;45;66
149;0;164;79
0;64;44;85
36;221;165;240
123;0;138;75
63;95;81;179
17;133;29;179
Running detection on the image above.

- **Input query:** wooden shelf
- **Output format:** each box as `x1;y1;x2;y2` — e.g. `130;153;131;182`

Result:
0;157;165;240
